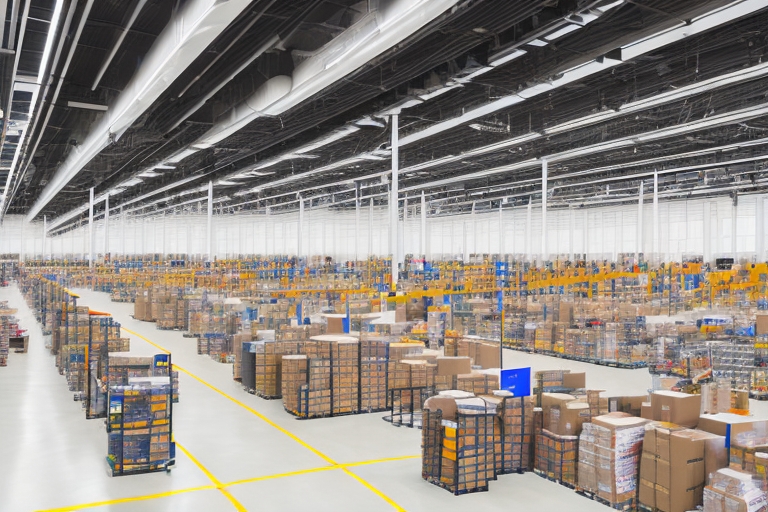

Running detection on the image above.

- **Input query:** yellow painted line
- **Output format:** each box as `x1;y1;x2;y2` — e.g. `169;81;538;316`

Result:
177;442;248;512
122;327;169;354
222;455;420;488
342;468;406;512
31;486;215;512
172;364;337;466
125;328;407;511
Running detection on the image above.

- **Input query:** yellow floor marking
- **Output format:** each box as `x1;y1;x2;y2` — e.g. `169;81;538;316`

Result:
31;486;215;512
122;327;169;353
122;327;408;511
176;442;248;512
223;454;420;487
32;456;420;512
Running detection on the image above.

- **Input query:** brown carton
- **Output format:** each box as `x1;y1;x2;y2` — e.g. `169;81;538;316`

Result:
562;372;585;389
436;357;471;376
697;414;768;443
474;343;500;369
641;402;653;419
756;314;768;336
651;391;701;427
609;396;646;416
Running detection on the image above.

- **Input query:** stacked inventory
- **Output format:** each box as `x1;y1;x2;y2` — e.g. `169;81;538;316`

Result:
331;339;359;415
0;303;19;366
703;468;767;512
360;338;388;412
535;429;578;486
422;395;497;494
494;393;534;474
107;379;174;476
578;414;647;508
253;340;303;399
281;355;308;415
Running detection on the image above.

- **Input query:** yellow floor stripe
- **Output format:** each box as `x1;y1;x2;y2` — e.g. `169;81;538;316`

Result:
32;486;215;512
176;442;248;512
32;456;420;512
222;455;419;488
123;327;169;353
122;327;407;511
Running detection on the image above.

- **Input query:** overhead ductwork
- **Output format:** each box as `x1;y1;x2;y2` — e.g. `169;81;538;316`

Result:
26;0;255;221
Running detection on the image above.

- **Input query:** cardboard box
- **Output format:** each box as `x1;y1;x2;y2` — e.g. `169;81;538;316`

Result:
562;372;585;389
474;343;500;369
559;302;574;324
609;396;646;416
757;314;768;336
641;402;653;419
696;414;768;446
436;357;471;376
326;316;344;334
651;391;701;427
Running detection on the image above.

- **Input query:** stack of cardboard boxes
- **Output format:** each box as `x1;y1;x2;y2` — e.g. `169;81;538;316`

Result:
704;468;768;512
579;414;647;508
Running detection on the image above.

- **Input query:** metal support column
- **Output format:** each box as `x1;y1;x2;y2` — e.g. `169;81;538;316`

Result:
541;158;548;262
526;197;532;262
368;199;373;258
120;206;125;256
420;191;426;258
732;194;738;259
206;180;213;261
89;187;94;267
757;197;765;261
355;184;360;262
569;204;574;262
498;202;504;256
42;216;47;260
298;197;304;260
104;194;109;256
637;181;644;264
390;114;399;288
653;171;659;262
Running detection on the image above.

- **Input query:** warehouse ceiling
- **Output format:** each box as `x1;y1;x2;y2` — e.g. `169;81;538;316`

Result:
2;0;768;235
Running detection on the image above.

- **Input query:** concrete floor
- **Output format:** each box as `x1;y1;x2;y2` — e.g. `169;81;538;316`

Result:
0;284;764;512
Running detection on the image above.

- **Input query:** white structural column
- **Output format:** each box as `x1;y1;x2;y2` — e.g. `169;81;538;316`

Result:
568;205;574;261
420;191;427;257
206;180;213;261
526;198;532;262
653;171;659;262
498;202;504;256
368;200;373;257
732;196;738;259
703;201;711;263
120;206;125;256
298;198;305;260
42;216;47;259
19;219;24;263
637;182;644;263
354;185;360;261
89;187;94;267
541;158;548;261
757;198;765;260
104;194;110;255
390;113;399;287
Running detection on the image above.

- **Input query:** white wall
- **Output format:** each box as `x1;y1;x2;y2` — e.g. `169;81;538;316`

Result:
1;192;766;263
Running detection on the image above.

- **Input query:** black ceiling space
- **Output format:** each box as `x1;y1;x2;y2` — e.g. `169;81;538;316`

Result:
1;0;768;235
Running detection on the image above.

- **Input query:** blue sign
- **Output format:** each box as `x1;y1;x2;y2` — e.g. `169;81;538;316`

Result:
500;367;531;397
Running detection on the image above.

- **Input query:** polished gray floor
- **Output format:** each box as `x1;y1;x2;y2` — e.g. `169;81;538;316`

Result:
2;284;759;512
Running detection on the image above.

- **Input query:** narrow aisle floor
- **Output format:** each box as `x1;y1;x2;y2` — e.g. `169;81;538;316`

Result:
1;285;641;512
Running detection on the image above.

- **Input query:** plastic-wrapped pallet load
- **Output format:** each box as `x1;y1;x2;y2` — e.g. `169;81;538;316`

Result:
703;468;768;512
589;414;648;508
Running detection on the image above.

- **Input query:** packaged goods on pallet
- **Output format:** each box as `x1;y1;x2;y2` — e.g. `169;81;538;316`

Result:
703;468;767;512
729;428;768;478
639;422;726;512
281;355;307;415
422;395;497;494
580;414;647;508
107;380;174;476
493;393;534;474
331;339;359;415
535;429;578;486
